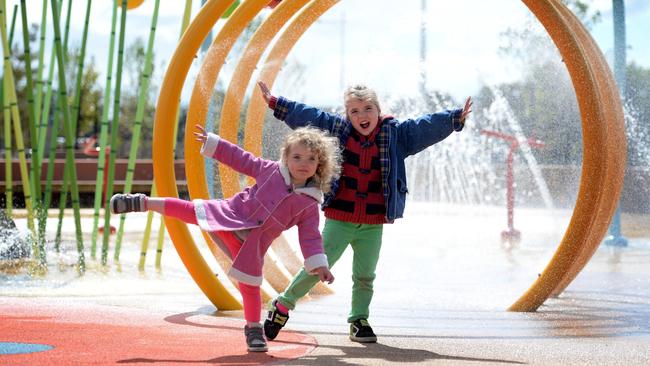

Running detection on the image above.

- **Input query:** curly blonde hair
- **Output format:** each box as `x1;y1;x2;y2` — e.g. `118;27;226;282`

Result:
281;127;341;193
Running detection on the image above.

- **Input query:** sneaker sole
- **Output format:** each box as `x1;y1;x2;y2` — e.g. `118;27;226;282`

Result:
349;336;377;343
247;346;268;352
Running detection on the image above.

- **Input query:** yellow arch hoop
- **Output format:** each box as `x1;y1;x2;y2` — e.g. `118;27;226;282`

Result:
153;0;626;312
509;0;626;310
121;0;145;10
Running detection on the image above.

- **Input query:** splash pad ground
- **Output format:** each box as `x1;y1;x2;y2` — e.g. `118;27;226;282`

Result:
2;203;650;365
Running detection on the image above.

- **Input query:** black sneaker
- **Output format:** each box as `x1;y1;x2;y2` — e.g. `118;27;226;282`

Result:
349;319;377;343
110;193;146;214
244;325;268;352
264;300;289;340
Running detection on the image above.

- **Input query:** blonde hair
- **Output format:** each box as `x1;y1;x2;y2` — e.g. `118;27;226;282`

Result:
343;84;381;118
281;127;341;193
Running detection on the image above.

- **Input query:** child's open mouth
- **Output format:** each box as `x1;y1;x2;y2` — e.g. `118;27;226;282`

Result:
360;122;370;129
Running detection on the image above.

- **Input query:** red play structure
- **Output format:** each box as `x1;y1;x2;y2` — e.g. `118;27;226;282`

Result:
481;130;544;242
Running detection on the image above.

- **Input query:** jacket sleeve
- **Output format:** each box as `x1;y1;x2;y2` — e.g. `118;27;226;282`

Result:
200;133;271;178
272;96;345;134
396;108;464;157
296;203;328;273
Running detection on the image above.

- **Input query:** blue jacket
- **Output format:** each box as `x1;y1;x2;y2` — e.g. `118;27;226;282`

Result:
273;96;464;222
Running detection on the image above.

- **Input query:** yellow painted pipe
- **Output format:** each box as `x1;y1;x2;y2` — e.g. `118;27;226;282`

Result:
244;0;339;158
509;0;626;311
153;0;241;311
547;1;626;298
156;0;625;313
243;0;339;296
217;0;311;294
182;0;271;308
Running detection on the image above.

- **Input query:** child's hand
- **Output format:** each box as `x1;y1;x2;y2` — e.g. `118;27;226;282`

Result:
461;96;473;122
257;81;272;105
193;124;208;143
313;266;334;284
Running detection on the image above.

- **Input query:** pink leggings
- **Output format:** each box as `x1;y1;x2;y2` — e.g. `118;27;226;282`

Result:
163;198;262;323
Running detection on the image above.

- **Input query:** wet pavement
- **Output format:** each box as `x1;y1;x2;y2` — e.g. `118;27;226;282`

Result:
2;203;650;365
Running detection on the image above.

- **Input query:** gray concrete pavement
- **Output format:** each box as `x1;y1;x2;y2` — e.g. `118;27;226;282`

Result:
3;204;650;365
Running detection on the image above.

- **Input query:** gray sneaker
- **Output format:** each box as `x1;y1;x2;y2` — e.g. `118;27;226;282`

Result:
109;193;147;214
244;325;268;352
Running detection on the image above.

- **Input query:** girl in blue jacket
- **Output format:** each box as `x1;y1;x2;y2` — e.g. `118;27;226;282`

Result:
258;81;472;343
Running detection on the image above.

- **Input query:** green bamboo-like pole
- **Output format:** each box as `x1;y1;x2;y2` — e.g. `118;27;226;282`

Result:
1;1;35;237
52;1;72;253
53;0;75;247
137;200;154;270
2;4;17;213
34;0;50;256
2;76;11;217
20;0;47;264
144;0;193;270
49;0;85;272
42;97;61;231
53;0;92;255
37;0;63;203
19;0;41;199
90;0;118;259
39;0;68;166
8;4;16;41
2;4;17;217
34;0;47;125
101;0;128;265
113;0;160;261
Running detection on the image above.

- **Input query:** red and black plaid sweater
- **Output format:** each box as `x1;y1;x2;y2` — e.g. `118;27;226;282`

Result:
324;124;386;224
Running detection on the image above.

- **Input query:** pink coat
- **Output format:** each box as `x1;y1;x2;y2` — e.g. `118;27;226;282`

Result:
195;133;328;286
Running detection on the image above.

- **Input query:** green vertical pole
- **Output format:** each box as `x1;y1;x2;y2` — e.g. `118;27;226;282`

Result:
49;0;85;272
114;0;160;261
34;0;48;125
101;0;128;265
152;0;193;270
2;4;17;217
90;0;118;259
1;1;35;236
2;76;11;217
20;0;46;264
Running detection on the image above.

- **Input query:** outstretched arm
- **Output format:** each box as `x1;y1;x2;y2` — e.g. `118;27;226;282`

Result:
397;96;473;156
195;124;270;178
257;80;345;133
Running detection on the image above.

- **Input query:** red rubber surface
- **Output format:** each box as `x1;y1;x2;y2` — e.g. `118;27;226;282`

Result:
1;297;316;365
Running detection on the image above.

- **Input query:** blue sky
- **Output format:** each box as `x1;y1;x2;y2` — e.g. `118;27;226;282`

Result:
5;0;649;107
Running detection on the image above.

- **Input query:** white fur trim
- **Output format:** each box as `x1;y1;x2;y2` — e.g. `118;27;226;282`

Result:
193;199;212;232
200;133;220;157
295;187;323;203
279;164;292;185
228;267;263;286
304;253;328;272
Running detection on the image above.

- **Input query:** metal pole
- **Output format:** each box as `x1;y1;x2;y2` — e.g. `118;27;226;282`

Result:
605;0;628;246
419;0;426;95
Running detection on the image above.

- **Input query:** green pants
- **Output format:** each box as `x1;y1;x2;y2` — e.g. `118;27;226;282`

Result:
277;218;383;323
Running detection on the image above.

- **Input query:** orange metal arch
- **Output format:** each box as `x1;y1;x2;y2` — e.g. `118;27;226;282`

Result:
153;0;626;312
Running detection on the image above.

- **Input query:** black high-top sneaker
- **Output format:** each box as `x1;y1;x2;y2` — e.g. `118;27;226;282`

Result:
109;193;147;214
244;325;268;352
264;300;289;340
349;319;377;343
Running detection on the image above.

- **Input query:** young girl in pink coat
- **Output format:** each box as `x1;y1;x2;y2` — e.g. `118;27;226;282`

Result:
110;124;340;352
